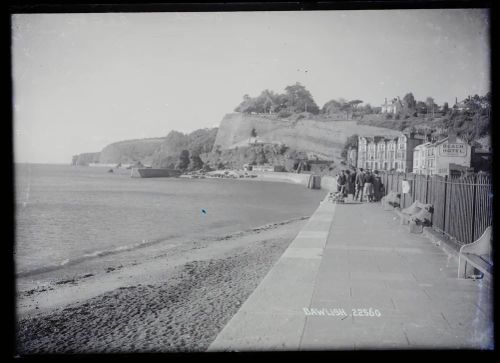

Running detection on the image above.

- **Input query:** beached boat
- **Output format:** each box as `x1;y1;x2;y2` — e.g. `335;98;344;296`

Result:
131;168;182;178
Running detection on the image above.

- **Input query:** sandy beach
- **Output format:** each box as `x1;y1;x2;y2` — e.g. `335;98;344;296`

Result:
16;216;309;354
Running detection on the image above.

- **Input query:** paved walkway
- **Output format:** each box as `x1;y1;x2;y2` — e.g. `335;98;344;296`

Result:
208;198;493;351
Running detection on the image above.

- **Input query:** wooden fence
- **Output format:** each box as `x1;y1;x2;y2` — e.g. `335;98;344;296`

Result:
379;172;493;245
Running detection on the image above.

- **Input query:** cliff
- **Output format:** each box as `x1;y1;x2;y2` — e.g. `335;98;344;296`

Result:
71;152;100;166
99;138;165;165
213;113;402;160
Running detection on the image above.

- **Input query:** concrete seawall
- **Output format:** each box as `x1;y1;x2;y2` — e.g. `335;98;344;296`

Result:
252;172;337;191
208;193;337;351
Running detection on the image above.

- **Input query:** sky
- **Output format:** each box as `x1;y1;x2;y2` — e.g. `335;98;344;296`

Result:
12;9;490;164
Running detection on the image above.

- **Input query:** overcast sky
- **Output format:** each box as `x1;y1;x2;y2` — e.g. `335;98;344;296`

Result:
12;9;490;164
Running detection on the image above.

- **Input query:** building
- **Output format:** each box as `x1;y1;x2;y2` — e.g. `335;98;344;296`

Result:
247;136;267;146
252;164;275;172
347;147;357;168
412;134;472;176
357;133;424;172
412;142;432;175
381;97;404;114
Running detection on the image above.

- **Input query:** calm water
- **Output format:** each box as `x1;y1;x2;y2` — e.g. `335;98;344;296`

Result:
15;164;325;275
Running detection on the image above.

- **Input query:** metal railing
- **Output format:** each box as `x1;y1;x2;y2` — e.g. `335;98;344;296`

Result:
379;172;493;245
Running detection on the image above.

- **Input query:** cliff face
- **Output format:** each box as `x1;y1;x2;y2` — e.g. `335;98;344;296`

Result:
72;152;100;166
99;138;165;165
213;113;402;160
151;128;218;168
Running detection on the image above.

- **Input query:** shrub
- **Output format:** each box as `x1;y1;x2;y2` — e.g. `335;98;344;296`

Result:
278;110;292;118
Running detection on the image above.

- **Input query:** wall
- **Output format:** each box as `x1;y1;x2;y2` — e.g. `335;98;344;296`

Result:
253;172;337;192
435;141;471;176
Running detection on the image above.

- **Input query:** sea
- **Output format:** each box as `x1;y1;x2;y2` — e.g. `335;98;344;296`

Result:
14;164;325;277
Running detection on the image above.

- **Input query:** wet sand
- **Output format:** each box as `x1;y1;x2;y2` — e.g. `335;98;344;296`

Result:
16;217;308;354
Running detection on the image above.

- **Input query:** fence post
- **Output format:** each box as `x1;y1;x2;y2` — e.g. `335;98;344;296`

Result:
471;174;478;242
442;175;448;233
425;175;429;204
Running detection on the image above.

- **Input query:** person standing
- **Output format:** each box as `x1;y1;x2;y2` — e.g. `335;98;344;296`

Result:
355;168;365;202
364;170;374;202
345;169;354;200
349;168;357;200
372;170;382;201
337;170;347;197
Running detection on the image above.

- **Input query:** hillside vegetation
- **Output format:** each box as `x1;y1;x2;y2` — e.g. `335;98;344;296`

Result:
151;128;218;169
99;138;165;165
73;84;490;171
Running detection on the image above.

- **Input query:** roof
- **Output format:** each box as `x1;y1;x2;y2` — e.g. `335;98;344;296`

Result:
414;142;431;150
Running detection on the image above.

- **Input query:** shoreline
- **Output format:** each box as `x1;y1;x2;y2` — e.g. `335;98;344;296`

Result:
16;216;310;353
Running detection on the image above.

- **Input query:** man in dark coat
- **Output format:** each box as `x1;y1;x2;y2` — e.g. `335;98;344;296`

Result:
354;168;365;202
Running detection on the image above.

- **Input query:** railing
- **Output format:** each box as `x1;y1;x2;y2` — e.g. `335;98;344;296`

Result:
379;172;493;245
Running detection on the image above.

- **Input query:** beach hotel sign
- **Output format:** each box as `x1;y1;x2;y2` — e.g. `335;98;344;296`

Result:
439;143;468;157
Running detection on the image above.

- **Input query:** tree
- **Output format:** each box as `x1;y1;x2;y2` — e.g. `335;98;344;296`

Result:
250;128;257;137
341;134;358;158
416;101;427;114
284;82;320;114
403;93;416;111
348;100;363;109
443;102;449;114
176;149;190;170
321;99;342;114
189;155;204;170
425;97;435;113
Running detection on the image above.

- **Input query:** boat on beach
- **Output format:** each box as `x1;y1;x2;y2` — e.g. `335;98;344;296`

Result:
131;168;182;178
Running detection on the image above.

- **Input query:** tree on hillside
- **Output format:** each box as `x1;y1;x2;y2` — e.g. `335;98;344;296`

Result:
363;104;373;114
284;82;320;114
234;94;253;113
348;100;363;109
443;102;449;114
234;84;319;115
189;155;204;170
321;99;343;114
416;101;427;114
176;150;190;170
341;134;359;158
425;97;436;115
403;93;416;111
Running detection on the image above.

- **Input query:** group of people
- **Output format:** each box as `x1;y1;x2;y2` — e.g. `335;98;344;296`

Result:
335;168;384;202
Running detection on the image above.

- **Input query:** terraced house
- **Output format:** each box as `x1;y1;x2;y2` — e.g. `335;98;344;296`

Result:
357;133;424;172
412;134;472;176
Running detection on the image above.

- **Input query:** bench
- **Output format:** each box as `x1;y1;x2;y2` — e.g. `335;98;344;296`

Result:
400;201;433;226
458;226;493;279
381;191;401;210
408;203;433;233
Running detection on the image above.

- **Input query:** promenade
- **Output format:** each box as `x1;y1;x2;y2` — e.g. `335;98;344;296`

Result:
208;197;493;350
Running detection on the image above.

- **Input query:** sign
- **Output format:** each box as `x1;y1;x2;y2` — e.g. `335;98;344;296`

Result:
439;143;467;157
402;180;411;194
